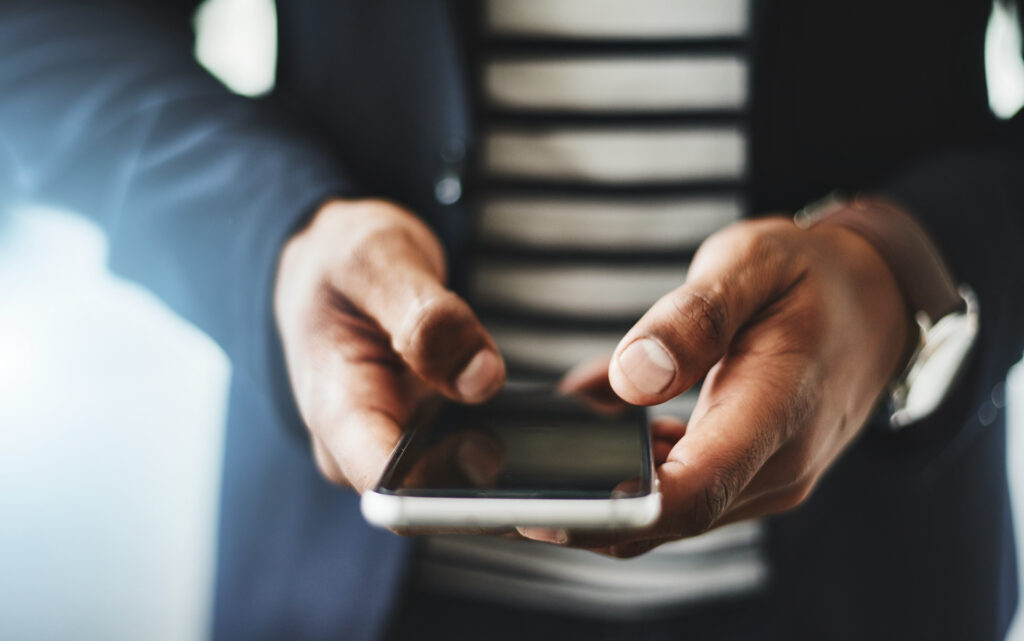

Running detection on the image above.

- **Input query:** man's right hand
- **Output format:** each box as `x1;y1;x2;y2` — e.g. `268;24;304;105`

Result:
274;199;506;492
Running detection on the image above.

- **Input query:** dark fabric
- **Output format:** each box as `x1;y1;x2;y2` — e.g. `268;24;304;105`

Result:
214;374;413;641
385;588;772;641
1;1;1022;640
769;405;1017;640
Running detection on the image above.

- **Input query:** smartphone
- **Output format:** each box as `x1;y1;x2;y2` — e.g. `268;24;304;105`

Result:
361;387;660;530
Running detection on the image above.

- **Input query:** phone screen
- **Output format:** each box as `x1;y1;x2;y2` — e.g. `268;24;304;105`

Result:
377;388;652;499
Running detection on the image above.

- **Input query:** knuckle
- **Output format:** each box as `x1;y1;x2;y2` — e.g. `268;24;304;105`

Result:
396;292;477;375
344;222;415;273
339;215;445;286
672;289;729;347
697;218;795;276
743;229;788;267
726;223;793;278
691;467;737;534
338;226;388;282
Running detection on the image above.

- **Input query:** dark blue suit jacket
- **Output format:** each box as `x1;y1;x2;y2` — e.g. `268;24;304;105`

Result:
2;1;1023;639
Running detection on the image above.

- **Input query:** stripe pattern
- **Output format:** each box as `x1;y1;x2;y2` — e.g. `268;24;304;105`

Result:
470;0;750;379
416;0;765;617
416;521;766;618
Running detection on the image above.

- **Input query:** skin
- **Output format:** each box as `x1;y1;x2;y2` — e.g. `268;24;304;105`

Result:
275;197;910;557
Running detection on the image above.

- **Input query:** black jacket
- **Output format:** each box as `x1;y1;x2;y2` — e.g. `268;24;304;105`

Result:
1;1;1022;639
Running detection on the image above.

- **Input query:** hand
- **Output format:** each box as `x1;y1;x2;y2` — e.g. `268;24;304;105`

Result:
523;216;911;557
274;199;506;492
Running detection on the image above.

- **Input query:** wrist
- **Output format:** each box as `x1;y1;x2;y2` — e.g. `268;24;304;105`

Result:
796;194;979;427
812;222;914;386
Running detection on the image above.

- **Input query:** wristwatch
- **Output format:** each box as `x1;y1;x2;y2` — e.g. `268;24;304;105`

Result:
795;194;980;429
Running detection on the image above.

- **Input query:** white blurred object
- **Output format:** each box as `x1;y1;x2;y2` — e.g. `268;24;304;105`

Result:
1011;364;1024;641
194;0;277;96
988;2;1024;640
0;206;230;641
987;0;1024;119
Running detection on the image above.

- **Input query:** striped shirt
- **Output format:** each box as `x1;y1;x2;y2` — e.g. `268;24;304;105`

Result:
414;0;766;618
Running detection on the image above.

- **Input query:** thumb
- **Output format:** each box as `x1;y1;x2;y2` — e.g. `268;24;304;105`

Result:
609;223;797;405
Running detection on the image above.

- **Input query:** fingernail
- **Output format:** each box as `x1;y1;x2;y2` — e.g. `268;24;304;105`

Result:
457;435;503;487
516;527;569;544
618;338;675;395
456;349;501;400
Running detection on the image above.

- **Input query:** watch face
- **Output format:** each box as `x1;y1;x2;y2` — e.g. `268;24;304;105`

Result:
895;310;979;427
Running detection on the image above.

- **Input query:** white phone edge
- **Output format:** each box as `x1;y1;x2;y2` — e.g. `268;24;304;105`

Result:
360;487;661;530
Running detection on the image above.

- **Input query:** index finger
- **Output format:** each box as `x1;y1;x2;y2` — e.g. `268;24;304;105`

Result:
656;352;797;537
330;208;505;403
296;313;431;493
317;358;418;494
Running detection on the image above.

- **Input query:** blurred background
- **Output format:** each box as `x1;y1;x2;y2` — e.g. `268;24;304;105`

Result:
0;1;1021;639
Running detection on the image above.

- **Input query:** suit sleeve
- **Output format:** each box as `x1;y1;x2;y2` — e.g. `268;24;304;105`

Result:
873;111;1024;472
0;1;355;431
881;142;1024;388
878;1;1024;392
